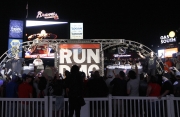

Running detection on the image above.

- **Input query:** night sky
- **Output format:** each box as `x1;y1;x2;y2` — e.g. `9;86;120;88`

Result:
1;1;180;56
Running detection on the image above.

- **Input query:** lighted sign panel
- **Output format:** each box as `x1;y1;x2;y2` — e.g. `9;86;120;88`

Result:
26;20;69;40
70;23;83;39
158;48;177;58
160;35;176;44
59;43;100;76
9;20;24;38
165;48;178;58
8;39;22;57
158;49;165;58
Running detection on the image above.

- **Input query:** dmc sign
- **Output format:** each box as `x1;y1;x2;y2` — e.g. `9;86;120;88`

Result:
160;35;176;44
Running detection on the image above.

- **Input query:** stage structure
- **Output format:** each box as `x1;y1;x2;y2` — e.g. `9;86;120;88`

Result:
0;39;164;76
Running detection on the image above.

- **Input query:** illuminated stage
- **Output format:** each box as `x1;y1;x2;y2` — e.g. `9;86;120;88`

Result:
0;39;164;76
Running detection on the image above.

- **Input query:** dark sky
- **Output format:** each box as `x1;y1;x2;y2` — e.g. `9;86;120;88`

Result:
1;1;180;55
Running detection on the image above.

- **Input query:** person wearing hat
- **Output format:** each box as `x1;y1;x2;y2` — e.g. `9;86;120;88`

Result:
158;72;173;99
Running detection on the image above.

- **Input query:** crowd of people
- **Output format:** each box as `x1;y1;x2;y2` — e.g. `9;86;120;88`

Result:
0;51;180;117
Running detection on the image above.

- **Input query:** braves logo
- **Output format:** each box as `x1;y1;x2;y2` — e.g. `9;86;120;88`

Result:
36;11;59;20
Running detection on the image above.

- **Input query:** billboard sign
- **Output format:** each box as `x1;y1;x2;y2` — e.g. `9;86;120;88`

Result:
8;39;22;57
9;20;24;38
36;11;59;20
158;48;178;58
70;23;83;39
59;43;100;76
160;35;176;44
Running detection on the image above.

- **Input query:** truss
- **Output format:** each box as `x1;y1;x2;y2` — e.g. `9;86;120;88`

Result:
0;39;164;75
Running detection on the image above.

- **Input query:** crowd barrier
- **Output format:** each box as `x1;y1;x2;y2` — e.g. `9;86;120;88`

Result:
0;95;179;117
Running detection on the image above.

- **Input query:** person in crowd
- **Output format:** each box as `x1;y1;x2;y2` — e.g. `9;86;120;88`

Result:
127;62;140;117
110;70;127;96
33;71;49;98
50;71;65;117
146;75;161;96
18;75;33;98
173;71;180;97
175;53;180;71
5;74;19;117
86;71;108;97
164;57;173;73
65;65;84;117
173;71;180;117
127;61;139;96
146;75;161;117
5;75;18;98
110;70;127;116
139;73;148;96
158;72;173;99
138;51;163;76
105;73;114;94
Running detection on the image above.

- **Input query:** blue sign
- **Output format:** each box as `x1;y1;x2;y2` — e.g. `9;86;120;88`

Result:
8;39;23;57
9;20;24;38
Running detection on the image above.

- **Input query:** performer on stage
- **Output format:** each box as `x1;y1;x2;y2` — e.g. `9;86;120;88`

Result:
138;51;163;76
33;55;44;72
115;57;121;65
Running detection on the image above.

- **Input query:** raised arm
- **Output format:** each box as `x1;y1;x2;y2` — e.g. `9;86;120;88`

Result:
138;52;146;59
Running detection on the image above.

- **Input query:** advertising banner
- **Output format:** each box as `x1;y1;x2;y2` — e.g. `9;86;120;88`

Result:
8;39;23;57
59;43;100;76
9;20;24;38
70;23;83;39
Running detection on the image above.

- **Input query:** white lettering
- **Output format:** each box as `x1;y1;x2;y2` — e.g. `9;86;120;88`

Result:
88;64;100;76
79;65;88;76
10;27;22;33
59;64;100;77
60;49;72;63
161;38;176;44
59;65;70;74
87;49;100;63
73;49;86;63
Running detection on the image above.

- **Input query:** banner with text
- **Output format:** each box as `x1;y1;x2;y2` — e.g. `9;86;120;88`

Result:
59;43;100;76
70;23;83;39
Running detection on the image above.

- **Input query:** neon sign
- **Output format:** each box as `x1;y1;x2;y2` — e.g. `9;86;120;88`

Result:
160;35;176;44
36;11;59;20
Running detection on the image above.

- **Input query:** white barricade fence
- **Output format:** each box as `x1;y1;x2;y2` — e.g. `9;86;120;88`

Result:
0;96;48;117
0;95;180;117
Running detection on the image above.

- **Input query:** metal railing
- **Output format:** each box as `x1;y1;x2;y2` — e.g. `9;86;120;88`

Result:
0;95;179;117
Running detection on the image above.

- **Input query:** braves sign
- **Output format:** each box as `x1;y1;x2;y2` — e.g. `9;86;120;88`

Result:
59;44;100;76
36;11;59;20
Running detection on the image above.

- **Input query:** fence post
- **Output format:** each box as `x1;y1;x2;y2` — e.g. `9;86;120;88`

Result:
108;94;112;117
170;94;175;117
44;96;49;117
166;95;172;117
49;96;53;117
